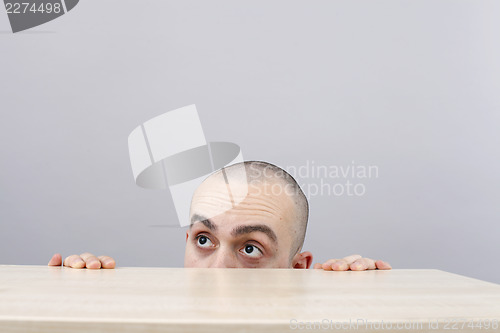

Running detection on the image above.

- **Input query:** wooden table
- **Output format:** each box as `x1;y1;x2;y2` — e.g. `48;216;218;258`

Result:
0;265;499;332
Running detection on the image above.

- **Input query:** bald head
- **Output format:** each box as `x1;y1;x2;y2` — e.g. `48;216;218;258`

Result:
186;161;309;267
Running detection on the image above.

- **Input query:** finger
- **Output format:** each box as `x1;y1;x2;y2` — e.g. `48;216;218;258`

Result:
313;263;323;269
98;256;116;269
48;253;62;266
363;258;376;270
350;258;369;271
80;252;101;269
63;255;85;269
321;259;338;271
375;260;392;270
342;254;362;265
331;259;349;271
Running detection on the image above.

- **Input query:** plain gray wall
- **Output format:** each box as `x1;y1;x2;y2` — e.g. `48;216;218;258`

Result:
1;1;499;283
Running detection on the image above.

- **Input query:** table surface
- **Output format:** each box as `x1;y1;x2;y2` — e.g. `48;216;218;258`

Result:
0;266;499;332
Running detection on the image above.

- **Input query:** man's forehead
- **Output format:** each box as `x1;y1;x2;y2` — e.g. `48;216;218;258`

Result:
191;189;293;228
189;170;250;219
194;176;293;206
190;172;297;238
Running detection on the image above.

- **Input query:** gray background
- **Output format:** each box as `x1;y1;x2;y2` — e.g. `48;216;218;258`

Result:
1;1;499;283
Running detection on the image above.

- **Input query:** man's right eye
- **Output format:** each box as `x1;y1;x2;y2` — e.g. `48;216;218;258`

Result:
196;235;214;248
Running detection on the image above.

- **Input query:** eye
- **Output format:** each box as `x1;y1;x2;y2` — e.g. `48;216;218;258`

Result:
196;235;214;248
240;244;263;259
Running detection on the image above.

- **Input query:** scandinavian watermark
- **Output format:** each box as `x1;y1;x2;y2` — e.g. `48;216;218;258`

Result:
3;0;79;33
289;318;499;330
247;160;379;198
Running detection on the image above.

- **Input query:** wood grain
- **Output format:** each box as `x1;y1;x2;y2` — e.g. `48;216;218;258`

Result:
0;266;499;332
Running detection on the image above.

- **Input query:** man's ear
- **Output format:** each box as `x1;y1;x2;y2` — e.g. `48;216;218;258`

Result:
291;251;313;269
186;230;189;242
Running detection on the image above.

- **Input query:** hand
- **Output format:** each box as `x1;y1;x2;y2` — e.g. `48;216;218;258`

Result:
48;252;116;269
313;254;391;271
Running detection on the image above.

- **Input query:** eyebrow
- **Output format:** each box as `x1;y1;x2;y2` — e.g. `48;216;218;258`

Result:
231;225;278;244
190;214;217;231
190;214;278;245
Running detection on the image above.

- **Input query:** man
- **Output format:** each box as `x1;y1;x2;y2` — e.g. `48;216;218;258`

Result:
48;161;391;271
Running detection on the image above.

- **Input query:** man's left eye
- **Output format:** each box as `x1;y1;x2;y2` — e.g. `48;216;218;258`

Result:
240;244;263;258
